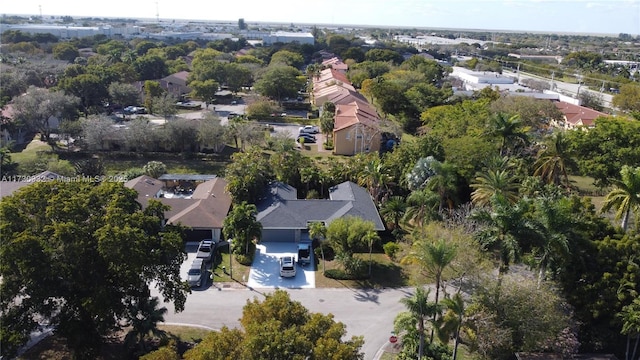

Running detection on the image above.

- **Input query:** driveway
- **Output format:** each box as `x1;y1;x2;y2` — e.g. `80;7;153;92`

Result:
247;242;316;289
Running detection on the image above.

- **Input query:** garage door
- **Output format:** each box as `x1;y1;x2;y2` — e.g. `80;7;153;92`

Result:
261;229;296;242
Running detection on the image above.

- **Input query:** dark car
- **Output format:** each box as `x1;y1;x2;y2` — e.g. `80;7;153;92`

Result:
297;134;316;144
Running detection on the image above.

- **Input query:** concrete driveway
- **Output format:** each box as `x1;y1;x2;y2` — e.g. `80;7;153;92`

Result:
247;242;316;289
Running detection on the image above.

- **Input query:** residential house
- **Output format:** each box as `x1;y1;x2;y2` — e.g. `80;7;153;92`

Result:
125;174;232;241
1;103;59;146
322;57;349;73
256;181;385;243
313;83;359;107
160;71;191;99
553;101;608;130
333;99;381;156
0;171;65;200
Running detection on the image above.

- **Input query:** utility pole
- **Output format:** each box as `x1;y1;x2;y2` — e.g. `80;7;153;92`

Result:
551;71;555;90
516;63;521;84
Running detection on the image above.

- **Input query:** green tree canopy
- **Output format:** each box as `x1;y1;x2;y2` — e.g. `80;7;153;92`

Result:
0;181;188;359
183;290;364;360
269;49;305;68
254;65;305;101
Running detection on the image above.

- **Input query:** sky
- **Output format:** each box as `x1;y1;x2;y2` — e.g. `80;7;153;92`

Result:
2;0;639;35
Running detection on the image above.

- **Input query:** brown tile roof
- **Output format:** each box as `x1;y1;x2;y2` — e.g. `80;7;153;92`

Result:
125;175;231;230
313;68;351;86
334;100;379;131
555;101;607;127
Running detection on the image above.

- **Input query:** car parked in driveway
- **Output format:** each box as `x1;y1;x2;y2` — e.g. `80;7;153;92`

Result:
188;258;206;287
279;256;296;278
196;240;214;263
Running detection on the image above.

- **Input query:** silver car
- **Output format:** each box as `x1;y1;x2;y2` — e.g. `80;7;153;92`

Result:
188;258;205;287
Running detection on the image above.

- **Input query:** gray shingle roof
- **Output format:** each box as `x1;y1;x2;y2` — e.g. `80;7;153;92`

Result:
257;181;385;230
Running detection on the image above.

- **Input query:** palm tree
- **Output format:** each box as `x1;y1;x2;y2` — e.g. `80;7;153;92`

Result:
402;189;440;229
471;169;519;206
471;195;542;275
402;238;457;343
533;131;576;189
619;297;640;360
438;293;465;360
486;113;529;156
532;196;571;288
223;202;262;256
601;165;640;232
426;161;459;213
380;196;407;232
124;295;168;354
358;156;391;204
399;287;440;359
308;221;327;273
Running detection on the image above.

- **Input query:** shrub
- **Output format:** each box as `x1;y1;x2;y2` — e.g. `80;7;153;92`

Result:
235;253;253;266
324;268;368;280
383;242;400;260
337;253;367;277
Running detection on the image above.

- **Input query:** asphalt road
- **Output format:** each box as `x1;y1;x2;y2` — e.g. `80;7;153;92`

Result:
152;285;416;360
503;69;614;107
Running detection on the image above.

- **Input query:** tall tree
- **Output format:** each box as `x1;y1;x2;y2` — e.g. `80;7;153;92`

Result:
11;86;79;144
471;195;542;275
533;131;576;189
403;189;440;229
485;113;529;157
224;146;272;203
402;238;457;343
398;287;440;359
380;196;407;232
223;202;262;256
619;297;640;360
438;293;465;360
601;165;640;232
471;169;519;206
308;221;327;273
254;65;305;102
0;182;188;359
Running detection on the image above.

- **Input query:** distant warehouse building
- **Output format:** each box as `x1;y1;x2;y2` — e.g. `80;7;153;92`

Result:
263;31;314;45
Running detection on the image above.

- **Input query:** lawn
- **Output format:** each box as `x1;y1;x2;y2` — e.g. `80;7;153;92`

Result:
210;246;252;284
10;135;50;163
19;326;211;360
314;252;415;289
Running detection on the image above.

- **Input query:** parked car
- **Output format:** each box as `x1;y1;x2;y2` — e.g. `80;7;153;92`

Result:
188;258;206;287
279;256;296;278
123;106;147;114
196;239;214;262
299;125;319;134
297;243;311;266
297;134;316;144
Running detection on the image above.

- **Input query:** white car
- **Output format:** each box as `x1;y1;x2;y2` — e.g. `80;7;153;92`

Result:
299;125;320;134
279;256;296;278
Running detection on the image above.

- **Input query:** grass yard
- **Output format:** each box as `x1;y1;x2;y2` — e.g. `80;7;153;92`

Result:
210;247;252;284
102;157;228;176
10;135;50;163
314;253;414;289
